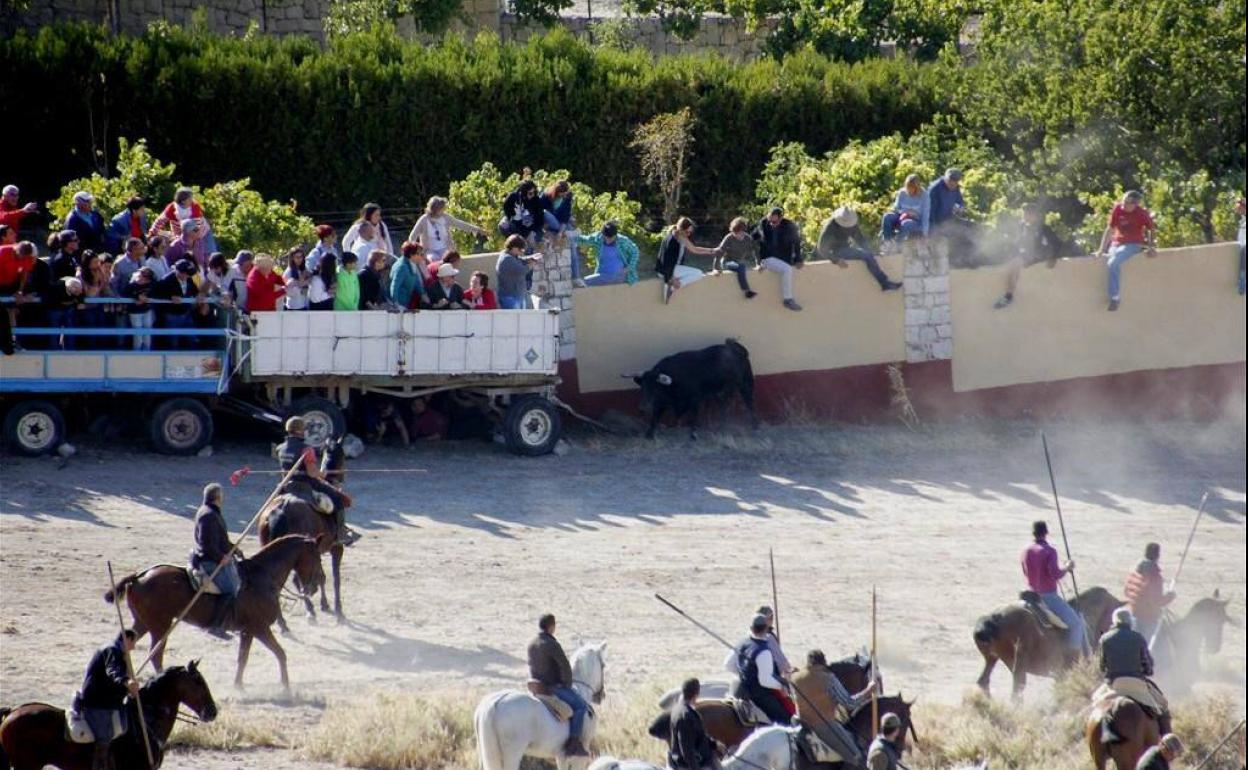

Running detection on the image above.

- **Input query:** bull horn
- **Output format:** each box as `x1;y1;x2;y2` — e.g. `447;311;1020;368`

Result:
657;373;673;386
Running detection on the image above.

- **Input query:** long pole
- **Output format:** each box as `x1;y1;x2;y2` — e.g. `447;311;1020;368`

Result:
1192;718;1246;770
136;457;304;674
654;594;735;651
1041;432;1080;599
769;548;780;644
1151;491;1210;652
108;561;155;770
871;585;879;731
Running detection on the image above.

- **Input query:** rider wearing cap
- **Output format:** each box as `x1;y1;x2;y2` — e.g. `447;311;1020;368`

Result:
867;712;903;770
276;416;355;545
73;629;141;770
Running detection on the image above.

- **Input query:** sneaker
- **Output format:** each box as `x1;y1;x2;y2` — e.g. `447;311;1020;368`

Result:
882;281;903;292
994;294;1013;309
744;291;758;299
783;299;803;312
1108;299;1120;311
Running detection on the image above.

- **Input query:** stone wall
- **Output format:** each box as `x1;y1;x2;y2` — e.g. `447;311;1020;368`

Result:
902;243;952;362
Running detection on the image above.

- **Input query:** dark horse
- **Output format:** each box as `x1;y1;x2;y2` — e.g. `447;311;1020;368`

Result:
973;586;1122;699
105;534;325;691
0;661;217;770
1151;590;1239;695
258;435;349;630
649;655;879;750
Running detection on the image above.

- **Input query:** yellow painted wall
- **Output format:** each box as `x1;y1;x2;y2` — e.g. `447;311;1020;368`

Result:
950;243;1246;392
572;256;906;394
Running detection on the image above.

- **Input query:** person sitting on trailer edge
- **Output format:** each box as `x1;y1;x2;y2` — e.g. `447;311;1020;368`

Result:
276;416;358;546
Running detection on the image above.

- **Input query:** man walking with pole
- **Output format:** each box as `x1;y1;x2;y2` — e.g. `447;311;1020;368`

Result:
1022;520;1089;660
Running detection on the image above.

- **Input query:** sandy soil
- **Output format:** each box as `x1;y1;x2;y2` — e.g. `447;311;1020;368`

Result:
1;420;1244;768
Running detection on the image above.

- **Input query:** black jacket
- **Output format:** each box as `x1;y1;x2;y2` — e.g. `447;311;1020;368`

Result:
817;219;869;258
502;189;544;238
527;632;573;688
121;279;154;315
50;250;79;281
426;281;465;308
1099;624;1153;681
668;699;716;769
151;272;196;316
359;267;386;308
79;633;131;709
656;231;685;283
753;217;803;264
192;502;232;565
1014;221;1061;262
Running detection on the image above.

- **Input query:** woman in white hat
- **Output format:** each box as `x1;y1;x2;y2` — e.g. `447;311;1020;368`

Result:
426;261;466;309
817;206;903;292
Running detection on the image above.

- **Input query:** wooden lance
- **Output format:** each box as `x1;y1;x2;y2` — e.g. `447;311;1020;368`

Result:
769;548;781;644
1150;491;1209;652
871;585;879;731
1041;432;1092;651
654;594;735;651
108;561;155;770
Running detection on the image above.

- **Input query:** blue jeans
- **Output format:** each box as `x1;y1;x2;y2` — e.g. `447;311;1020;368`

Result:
129;311;155;351
551;685;588;741
47;307;76;350
1041;591;1088;653
583;271;625;287
834;245;891;289
161;312;194;349
498;294;526;310
1106;242;1144;300
722;260;753;293
192;555;240;596
880;212;922;242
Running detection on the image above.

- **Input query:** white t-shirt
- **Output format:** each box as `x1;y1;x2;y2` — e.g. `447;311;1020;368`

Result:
285;270;309;310
309;275;333;304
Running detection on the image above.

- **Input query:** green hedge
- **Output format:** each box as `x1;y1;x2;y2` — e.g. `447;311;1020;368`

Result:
0;23;947;230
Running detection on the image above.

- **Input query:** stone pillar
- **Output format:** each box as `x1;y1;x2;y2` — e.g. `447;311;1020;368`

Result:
531;237;577;362
903;243;952;362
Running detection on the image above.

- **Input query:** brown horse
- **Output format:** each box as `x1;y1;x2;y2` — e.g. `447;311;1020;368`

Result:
649;656;877;750
1151;590;1239;695
973;586;1122;699
1085;697;1160;770
105;534;325;691
0;661;217;770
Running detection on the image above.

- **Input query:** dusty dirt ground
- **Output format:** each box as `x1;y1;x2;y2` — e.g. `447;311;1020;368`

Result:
1;419;1245;768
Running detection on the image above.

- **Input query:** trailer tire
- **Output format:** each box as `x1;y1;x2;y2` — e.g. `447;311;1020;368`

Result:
3;400;66;456
503;396;561;456
288;396;345;449
150;398;214;456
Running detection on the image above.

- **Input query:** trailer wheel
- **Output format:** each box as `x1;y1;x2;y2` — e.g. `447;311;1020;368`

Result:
503;396;561;456
288;396;345;449
3;400;66;456
150;398;214;456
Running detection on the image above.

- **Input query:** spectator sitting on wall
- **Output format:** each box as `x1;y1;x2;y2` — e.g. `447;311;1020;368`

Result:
752;207;805;311
309;253;337;311
464;271;498;309
427;262;466;309
408;397;449;441
144;235;170;280
122;267;157;351
1095;190;1157;312
46;276;85;351
540;180;583;285
994;202;1062;309
657;216;722;304
110;237;146;295
335;251;361;311
307;224;338;272
105;196;149;254
1237;197;1245;296
164;218;207;273
880;174;928;252
426;250;463;288
283;246;311;311
496;234;542;310
65;191;106;252
343;203;394;257
408;196;486;262
246;253;286;313
817;207;903;293
0;184;39;232
576;221;639;287
925;168;979;264
152;259;201;349
391;241;429;310
714;217;759;301
50;230;81;280
499;178;545;249
359;250;392;309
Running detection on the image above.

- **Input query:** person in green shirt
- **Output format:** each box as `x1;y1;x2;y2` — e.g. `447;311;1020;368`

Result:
335;251;361;310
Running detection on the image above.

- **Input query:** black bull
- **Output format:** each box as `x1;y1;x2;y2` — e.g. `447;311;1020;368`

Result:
626;339;758;439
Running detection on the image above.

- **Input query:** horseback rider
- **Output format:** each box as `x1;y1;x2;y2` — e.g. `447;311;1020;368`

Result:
725;613;793;725
1124;542;1176;642
866;712;903;770
277;416;356;546
1098;607;1172;735
1136;733;1184;770
73;629;141;770
1021;520;1090;659
791;649;878;769
527;613;590;757
668;678;720;770
189;482;240;641
756;605;794;675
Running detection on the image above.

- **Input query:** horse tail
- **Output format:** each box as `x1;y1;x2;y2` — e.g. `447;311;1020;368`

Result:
474;692;507;770
973;614;1001;647
105;572;141;604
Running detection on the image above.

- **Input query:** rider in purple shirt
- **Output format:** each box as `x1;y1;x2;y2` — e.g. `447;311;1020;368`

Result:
1021;520;1089;657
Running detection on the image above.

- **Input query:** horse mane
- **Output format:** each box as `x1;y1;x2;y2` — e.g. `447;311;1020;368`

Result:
240;534;316;580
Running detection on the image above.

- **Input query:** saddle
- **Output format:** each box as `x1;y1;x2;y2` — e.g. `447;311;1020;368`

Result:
281;488;335;516
65;699;125;744
1018;591;1068;630
718;697;770;727
187;566;223;595
526;681;573;722
796;726;844;765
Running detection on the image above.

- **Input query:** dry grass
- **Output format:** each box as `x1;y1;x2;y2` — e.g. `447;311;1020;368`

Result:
300;689;478;769
168;709;292;750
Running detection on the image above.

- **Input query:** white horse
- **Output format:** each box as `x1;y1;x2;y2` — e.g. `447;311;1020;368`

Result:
475;642;608;770
587;758;663;770
721;725;801;770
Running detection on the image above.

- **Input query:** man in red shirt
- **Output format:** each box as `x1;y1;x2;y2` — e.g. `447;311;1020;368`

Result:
0;185;39;232
0;229;38;354
1095;190;1157;311
1124;542;1176;642
1021;520;1089;658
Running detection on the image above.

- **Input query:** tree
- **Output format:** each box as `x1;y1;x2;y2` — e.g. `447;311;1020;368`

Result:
631;109;697;226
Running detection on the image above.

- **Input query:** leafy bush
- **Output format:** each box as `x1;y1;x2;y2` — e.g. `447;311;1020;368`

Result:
447;162;657;258
49;138;313;256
